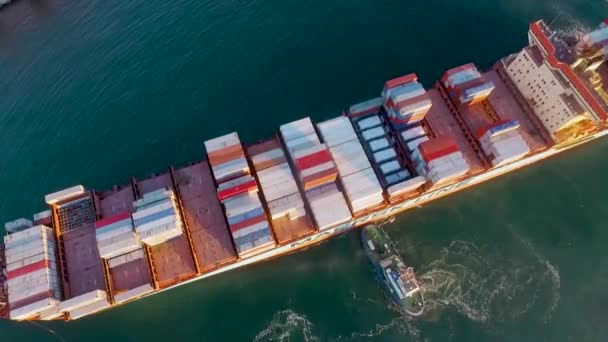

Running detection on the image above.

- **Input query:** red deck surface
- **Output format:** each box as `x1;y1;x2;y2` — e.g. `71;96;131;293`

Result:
109;258;152;293
136;172;197;286
62;225;107;297
175;162;237;272
484;71;549;152
98;186;135;218
271;215;316;245
425;89;486;174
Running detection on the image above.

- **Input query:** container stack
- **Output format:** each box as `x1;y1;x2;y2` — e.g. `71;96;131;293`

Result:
381;74;432;129
441;63;495;106
256;162;304;220
95;211;142;259
4;225;62;320
280;117;352;230
204;133;275;258
477;120;530;167
317;116;385;214
348;97;384;118
412;136;470;186
349;113;426;202
57;289;110;320
132;188;184;246
4;218;33;234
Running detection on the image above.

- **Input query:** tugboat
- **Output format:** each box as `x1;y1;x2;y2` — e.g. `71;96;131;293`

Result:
361;225;425;317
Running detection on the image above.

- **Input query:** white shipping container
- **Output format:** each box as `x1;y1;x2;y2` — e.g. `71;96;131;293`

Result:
380;160;402;175
407;136;429;152
385;170;410;185
5;218;33;233
349;97;383;116
132;199;174;220
280;117;316;142
292;143;327;160
299;161;336;178
251;148;285;168
6;252;56;272
108;249;145;268
38;305;63;321
58;290;107;312
368;137;390;152
33;210;52;222
135;214;179;234
204;132;240;154
232;221;269;239
308;192;352;230
329;141;371;177
268;193;305;219
260;180;298;202
305;183;339;202
68;299;111;320
10;298;60;320
44;185;85;205
361;127;386;141
394;99;432;117
211;157;250;183
224;193;262;218
387;176;426;197
357;115;382;131
373;148;397;164
401;126;426;142
133;188;173;209
285;133;321;156
317;116;357;147
6;244;56;265
4;225;53;244
258;163;295;185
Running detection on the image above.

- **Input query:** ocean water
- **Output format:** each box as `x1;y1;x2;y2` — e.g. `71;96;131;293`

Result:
1;0;608;340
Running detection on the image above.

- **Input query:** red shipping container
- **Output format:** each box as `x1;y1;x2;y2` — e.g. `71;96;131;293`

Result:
418;136;459;162
8;260;51;280
476;119;511;139
384;73;418;91
296;149;333;171
217;179;258;201
230;214;267;232
302;168;337;189
95;211;131;229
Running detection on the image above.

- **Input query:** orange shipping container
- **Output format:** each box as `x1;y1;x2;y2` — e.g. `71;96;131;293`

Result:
208;144;245;166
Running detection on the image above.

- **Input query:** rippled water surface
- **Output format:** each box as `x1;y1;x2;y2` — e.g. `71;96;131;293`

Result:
1;0;608;340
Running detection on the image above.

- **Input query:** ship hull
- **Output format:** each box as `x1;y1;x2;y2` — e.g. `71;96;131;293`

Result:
78;129;608;319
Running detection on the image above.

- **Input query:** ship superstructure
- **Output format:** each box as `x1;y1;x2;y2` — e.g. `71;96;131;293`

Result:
1;19;608;321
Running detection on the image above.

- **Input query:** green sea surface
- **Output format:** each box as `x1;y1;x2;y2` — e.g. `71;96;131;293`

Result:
1;0;608;340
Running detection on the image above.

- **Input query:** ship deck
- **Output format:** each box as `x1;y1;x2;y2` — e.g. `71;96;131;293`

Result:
174;161;238;272
483;71;550;152
247;138;317;245
96;186;153;296
425;89;488;175
61;223;107;297
135;172;197;288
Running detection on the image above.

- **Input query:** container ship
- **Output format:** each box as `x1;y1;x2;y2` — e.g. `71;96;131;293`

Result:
2;19;608;321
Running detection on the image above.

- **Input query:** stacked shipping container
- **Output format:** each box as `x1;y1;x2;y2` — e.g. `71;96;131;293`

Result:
477;120;531;166
382;74;432;129
412;136;470;186
95;211;141;259
348;103;426;202
280;118;352;230
4;225;62;320
248;139;315;244
132;189;184;246
204;133;275;258
317;116;385;214
442;63;495;106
